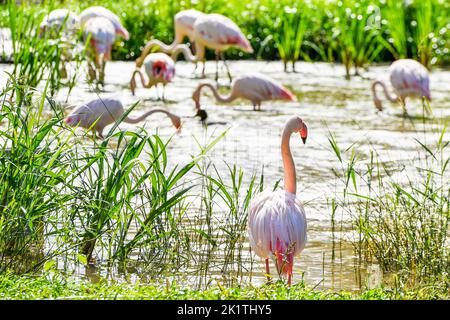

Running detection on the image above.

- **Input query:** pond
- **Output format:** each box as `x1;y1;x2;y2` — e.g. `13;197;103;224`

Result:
1;60;449;291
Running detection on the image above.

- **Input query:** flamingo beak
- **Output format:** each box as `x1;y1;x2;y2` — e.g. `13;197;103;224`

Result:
300;125;308;144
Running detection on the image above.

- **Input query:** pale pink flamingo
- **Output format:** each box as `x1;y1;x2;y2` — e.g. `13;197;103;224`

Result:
135;9;205;68
192;73;297;120
142;13;253;82
83;17;116;85
130;53;176;101
39;9;80;78
372;59;431;114
248;116;308;285
80;6;129;40
65;98;181;139
39;9;80;38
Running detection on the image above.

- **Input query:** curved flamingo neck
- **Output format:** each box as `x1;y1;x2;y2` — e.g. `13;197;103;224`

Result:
124;108;177;124
136;39;176;68
171;44;198;62
132;69;149;88
194;83;236;109
281;120;298;195
372;80;397;102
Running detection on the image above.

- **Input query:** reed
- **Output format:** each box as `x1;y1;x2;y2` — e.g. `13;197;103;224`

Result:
328;127;450;284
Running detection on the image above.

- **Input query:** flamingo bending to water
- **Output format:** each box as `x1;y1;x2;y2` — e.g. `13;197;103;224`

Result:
372;59;431;114
130;53;176;101
248;116;308;285
80;6;129;40
135;9;204;68
83;17;116;85
65;98;181;138
192;73;297;120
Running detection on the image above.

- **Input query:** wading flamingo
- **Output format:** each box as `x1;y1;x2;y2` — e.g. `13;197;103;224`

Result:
80;6;130;40
83;17;116;85
135;9;204;68
372;59;431;114
39;9;80;78
248;116;308;285
192;73;297;120
65;98;181;139
130;53;176;101
39;9;80;38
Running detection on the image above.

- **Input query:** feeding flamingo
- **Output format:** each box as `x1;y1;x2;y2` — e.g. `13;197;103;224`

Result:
248;116;308;285
80;6;130;40
65;98;181;139
135;9;205;68
130;53;176;101
192;73;297;120
372;59;431;114
83;17;116;85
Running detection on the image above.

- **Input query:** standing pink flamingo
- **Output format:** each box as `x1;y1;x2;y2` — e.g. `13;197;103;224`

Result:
65;98;181;139
135;9;204;68
192;73;297;120
83;17;116;85
80;6;130;40
130;53;176;101
248;116;308;285
372;59;431;114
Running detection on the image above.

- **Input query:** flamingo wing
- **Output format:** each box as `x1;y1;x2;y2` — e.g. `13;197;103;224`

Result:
235;74;296;102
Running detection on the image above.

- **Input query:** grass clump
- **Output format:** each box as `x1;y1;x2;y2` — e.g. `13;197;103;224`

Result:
328;127;450;286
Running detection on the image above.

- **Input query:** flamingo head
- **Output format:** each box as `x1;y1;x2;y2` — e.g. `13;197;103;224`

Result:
171;115;182;131
293;117;308;144
195;109;208;122
374;98;383;111
64;114;81;127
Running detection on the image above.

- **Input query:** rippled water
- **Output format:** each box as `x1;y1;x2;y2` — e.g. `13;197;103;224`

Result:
1;60;449;291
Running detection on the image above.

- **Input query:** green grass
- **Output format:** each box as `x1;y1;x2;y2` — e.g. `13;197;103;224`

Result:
328;127;450;287
1;0;449;75
0;272;448;300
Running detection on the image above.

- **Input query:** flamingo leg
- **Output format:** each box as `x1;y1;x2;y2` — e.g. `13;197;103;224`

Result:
265;258;271;283
287;273;292;286
155;84;160;100
400;98;408;116
201;59;206;78
220;52;233;84
215;50;219;82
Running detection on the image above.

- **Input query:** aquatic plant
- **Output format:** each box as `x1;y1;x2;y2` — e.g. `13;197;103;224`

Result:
329;127;450;284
